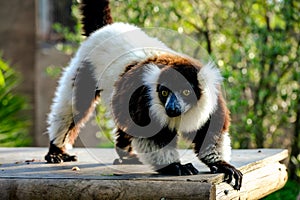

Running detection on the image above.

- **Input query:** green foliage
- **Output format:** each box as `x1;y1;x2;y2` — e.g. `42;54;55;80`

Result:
94;104;114;148
0;57;31;146
53;22;83;55
291;154;300;179
52;2;83;55
262;180;300;200
45;65;63;79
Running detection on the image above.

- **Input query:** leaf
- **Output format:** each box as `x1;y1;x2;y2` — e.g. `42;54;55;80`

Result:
0;56;31;147
0;71;5;87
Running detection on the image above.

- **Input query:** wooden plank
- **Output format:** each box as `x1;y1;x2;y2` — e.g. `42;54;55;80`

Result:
0;148;288;199
0;179;215;200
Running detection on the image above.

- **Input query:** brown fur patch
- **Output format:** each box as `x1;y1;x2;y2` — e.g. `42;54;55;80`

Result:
140;54;203;70
218;92;231;133
67;95;100;146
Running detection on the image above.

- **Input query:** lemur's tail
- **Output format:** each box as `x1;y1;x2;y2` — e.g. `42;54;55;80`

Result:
80;0;113;36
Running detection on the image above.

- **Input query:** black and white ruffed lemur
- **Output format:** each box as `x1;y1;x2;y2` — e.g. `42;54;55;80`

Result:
45;0;242;190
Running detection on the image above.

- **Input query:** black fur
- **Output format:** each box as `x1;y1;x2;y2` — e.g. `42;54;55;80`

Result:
158;65;202;101
207;161;243;190
80;0;113;36
114;128;142;164
45;141;77;163
112;65;164;138
129;85;151;127
115;128;133;159
157;162;199;176
73;61;98;123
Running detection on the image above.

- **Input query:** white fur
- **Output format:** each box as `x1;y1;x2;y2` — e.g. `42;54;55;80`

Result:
219;132;232;162
132;138;180;165
47;63;80;148
171;61;222;133
86;23;171;107
142;64;169;127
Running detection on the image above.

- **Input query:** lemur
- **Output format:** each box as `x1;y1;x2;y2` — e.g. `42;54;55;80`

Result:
45;0;242;190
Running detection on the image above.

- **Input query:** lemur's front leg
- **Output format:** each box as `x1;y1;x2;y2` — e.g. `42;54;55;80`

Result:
113;128;142;165
192;94;243;190
132;127;199;176
195;129;243;190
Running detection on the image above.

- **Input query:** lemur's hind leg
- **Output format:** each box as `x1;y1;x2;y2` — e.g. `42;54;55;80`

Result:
113;128;142;164
45;61;100;163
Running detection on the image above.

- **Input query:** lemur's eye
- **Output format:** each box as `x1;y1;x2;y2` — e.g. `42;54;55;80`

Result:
182;89;191;96
161;90;169;97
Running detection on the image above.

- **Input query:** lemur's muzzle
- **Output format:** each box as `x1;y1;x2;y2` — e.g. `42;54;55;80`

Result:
165;93;181;117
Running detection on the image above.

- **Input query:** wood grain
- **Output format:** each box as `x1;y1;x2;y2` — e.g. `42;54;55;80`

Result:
0;148;288;199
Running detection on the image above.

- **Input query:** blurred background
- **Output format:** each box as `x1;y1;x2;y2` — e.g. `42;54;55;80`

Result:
0;0;299;198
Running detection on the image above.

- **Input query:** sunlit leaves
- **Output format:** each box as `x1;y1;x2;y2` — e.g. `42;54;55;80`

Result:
0;57;31;147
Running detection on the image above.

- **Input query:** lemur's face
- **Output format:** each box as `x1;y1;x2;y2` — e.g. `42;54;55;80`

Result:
157;84;196;117
156;65;201;118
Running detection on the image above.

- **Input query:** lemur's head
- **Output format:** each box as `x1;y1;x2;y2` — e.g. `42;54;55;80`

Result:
112;53;223;135
156;64;202;118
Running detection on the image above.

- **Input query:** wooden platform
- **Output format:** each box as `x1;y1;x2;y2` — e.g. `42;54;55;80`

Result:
0;148;288;200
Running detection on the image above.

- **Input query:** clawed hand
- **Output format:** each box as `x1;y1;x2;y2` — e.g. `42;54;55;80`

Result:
209;161;243;190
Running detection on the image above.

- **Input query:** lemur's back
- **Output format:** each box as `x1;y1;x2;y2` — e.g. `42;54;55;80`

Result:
74;22;170;106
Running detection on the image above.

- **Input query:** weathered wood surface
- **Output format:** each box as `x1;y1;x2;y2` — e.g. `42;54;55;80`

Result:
0;148;288;200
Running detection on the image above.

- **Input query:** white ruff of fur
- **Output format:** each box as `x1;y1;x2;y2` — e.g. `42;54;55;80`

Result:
142;64;169;126
143;60;223;133
177;61;224;132
132;138;180;165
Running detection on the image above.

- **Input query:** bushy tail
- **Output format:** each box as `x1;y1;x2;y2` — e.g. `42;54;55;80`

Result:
80;0;113;36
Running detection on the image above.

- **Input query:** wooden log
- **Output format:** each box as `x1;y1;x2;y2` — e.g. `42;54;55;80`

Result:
0;148;288;199
0;179;215;200
216;162;287;200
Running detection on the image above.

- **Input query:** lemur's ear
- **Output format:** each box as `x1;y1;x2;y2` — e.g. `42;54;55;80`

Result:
73;61;98;124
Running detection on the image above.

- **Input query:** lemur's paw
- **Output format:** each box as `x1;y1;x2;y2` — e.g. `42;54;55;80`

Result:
156;162;199;176
45;141;78;163
45;152;78;163
209;161;243;190
113;157;142;165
